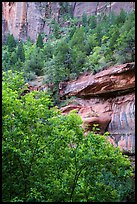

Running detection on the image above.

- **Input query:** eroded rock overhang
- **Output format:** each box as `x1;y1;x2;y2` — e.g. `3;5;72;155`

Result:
60;62;135;154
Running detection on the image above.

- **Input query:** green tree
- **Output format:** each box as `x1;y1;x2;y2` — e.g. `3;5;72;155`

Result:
25;47;44;76
115;9;127;26
36;33;44;49
108;10;116;25
6;33;16;52
88;15;97;30
59;2;73;19
69;26;86;51
85;33;99;55
16;41;25;62
2;70;134;202
51;19;61;39
108;25;120;51
114;11;135;63
82;12;88;28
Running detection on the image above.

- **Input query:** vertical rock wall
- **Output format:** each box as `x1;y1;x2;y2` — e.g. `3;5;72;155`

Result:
108;94;135;153
2;2;135;42
2;2;60;42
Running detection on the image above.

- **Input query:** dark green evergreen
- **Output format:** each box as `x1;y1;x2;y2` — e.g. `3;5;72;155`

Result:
6;33;16;52
36;33;44;48
16;41;25;62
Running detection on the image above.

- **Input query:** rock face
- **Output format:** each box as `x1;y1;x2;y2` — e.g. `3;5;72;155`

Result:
60;62;135;154
2;2;60;42
2;2;135;42
60;63;135;98
72;2;135;17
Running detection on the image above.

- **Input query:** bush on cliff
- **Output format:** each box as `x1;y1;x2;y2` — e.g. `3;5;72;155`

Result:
2;71;134;202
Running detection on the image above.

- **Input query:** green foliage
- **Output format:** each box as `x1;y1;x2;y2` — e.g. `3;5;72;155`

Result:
16;41;25;62
2;71;134;202
69;26;86;52
59;2;73;19
114;11;135;63
6;33;16;52
82;12;88;28
50;19;61;39
43;41;54;59
115;9;127;26
25;47;44;76
36;33;44;49
88;15;97;29
2;10;135;104
85;33;99;55
84;46;104;73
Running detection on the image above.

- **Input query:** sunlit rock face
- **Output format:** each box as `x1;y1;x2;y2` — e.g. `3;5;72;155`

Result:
60;62;135;154
2;2;135;42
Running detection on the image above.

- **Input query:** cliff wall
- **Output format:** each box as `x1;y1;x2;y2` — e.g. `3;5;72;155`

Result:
2;2;135;42
60;62;135;155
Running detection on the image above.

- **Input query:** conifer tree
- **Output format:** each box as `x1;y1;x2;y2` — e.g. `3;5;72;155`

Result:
36;33;44;49
16;41;25;62
6;33;16;52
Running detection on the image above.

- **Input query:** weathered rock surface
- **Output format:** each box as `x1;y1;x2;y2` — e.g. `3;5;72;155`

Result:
73;2;135;17
60;62;135;98
2;2;60;42
2;2;135;42
60;62;135;154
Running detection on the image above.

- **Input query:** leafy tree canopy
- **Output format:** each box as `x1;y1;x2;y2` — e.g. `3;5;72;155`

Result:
2;71;134;202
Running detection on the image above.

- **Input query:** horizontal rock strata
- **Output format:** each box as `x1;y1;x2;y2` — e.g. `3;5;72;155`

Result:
60;62;135;154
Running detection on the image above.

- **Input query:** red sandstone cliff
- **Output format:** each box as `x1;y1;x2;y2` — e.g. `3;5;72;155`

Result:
60;62;135;154
2;2;135;42
25;62;135;154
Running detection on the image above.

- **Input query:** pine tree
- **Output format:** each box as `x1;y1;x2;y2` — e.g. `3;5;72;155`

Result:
69;26;86;51
89;15;97;29
16;41;25;62
115;9;127;25
6;33;16;52
36;33;44;49
26;47;44;76
82;12;88;28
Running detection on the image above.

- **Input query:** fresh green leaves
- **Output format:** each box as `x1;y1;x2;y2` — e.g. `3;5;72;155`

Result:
2;71;134;202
